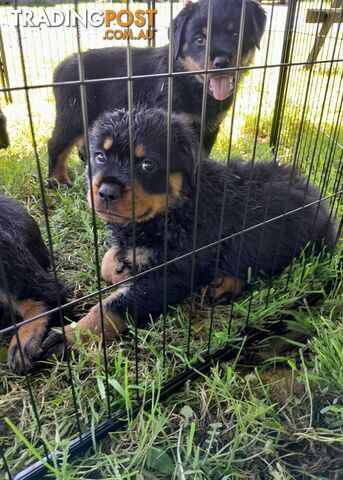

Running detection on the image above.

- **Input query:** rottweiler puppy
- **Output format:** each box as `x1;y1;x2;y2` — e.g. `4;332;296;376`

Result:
48;0;266;185
0;196;67;373
43;107;335;351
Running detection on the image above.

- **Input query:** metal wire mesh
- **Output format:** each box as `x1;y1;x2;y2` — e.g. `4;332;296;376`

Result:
0;0;342;478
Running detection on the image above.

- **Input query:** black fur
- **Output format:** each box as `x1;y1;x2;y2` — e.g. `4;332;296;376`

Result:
48;0;266;184
0;195;67;373
87;107;335;327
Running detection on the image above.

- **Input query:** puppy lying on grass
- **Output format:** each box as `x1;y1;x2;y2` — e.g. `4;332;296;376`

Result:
43;107;335;356
0;195;68;373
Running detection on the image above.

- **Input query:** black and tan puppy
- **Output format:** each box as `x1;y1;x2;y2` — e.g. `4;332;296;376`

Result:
48;0;266;185
0;196;67;373
44;108;335;350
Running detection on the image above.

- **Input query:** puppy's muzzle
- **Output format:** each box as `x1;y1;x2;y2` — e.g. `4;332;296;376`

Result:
213;56;231;69
98;181;123;207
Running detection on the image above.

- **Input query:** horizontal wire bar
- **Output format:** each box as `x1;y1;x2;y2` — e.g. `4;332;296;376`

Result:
1;188;341;336
9;322;284;480
0;58;342;94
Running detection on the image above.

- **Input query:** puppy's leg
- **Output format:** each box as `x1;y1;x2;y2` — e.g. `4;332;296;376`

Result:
42;285;129;357
48;118;82;186
43;267;192;355
8;299;52;374
76;136;87;163
101;247;130;285
208;276;245;303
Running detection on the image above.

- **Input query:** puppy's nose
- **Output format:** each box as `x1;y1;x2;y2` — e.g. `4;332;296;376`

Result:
213;56;230;69
98;182;122;205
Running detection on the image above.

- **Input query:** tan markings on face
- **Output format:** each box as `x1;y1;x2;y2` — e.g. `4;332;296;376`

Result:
241;48;255;67
207;58;214;70
88;172;101;209
180;56;205;84
125;247;156;271
213;276;245;299
52;146;73;185
103;137;113;151
182;55;203;72
182;42;188;55
202;26;207;36
227;22;234;31
89;173;183;223
8;299;50;373
134;144;146;158
169;172;183;200
61;286;130;346
101;246;130;284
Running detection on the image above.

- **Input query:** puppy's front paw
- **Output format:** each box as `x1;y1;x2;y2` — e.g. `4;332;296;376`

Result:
42;326;74;361
206;276;245;304
8;330;44;375
101;247;130;285
47;174;73;189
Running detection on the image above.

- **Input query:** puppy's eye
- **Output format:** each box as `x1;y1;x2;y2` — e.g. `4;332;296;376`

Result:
194;35;206;47
141;160;155;172
233;32;239;39
95;153;106;164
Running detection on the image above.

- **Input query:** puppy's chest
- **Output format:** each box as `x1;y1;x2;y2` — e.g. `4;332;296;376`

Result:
110;221;192;273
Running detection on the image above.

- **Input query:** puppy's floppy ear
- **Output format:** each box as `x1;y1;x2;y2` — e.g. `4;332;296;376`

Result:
171;2;196;60
246;0;267;49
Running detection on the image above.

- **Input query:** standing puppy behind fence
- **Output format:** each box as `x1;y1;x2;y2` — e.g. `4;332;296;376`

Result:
43;107;335;356
0;196;68;374
47;0;266;186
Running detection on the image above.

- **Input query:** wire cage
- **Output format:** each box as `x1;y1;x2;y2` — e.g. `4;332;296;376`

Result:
0;0;342;478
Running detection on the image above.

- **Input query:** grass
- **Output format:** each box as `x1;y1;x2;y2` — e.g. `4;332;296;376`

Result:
0;1;343;478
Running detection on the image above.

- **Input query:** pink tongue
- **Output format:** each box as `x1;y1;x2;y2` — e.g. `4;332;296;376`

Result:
210;76;233;101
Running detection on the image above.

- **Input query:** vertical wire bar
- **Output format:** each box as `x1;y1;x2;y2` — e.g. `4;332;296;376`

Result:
251;0;301;307
329;144;343;220
311;135;343;242
270;0;298;149
148;0;156;47
299;0;342;173
162;0;174;363
0;444;12;480
23;37;83;444
0;26;12;103
74;0;112;419
0;257;49;459
327;150;343;223
227;0;285;335
13;0;83;447
186;0;214;358
270;0;301;162
292;2;316;165
298;8;329;173
206;0;250;355
311;72;343;187
285;11;343;288
125;0;139;395
264;0;326;305
241;0;277;329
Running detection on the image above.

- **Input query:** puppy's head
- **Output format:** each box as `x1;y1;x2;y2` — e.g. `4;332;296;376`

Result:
173;0;266;101
88;108;198;224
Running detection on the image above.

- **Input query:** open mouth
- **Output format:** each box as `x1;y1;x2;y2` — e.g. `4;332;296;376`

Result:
208;75;235;101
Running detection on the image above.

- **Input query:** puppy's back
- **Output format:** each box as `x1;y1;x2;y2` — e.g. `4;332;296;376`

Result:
0;195;51;273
